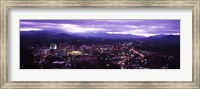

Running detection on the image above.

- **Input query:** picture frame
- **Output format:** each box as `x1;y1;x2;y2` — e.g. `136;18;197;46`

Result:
0;0;199;89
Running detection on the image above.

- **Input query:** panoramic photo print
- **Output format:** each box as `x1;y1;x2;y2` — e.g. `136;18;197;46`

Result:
20;20;180;69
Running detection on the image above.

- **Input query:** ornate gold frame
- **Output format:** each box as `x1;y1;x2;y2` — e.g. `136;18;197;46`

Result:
0;0;200;89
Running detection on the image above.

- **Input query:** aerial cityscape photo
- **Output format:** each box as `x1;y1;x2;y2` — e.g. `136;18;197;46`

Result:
20;20;180;69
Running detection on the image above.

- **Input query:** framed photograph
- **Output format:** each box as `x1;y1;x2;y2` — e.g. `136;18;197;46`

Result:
1;0;200;89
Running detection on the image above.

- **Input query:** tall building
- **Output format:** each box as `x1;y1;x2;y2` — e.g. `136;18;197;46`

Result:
49;43;57;50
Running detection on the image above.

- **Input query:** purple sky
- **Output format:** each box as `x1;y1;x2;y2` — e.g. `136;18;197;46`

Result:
20;20;180;37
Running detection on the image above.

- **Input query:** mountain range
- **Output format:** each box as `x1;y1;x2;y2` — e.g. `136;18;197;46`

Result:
20;31;180;41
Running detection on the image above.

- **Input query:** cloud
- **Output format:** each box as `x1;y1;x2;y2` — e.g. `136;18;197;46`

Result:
124;25;140;28
20;28;42;31
60;24;106;33
20;20;180;36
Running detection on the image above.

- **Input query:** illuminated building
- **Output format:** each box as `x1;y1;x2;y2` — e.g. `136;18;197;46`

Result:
49;43;57;50
69;51;82;56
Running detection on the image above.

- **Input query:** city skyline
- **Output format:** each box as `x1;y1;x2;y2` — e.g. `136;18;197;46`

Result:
20;20;180;37
20;20;180;69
